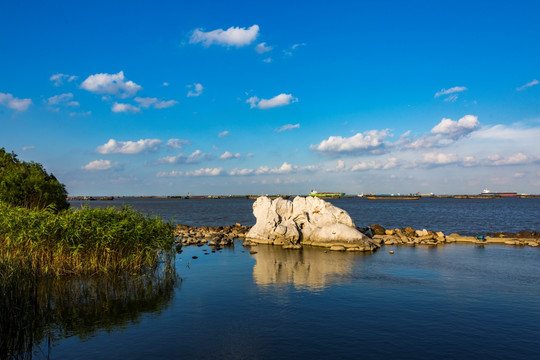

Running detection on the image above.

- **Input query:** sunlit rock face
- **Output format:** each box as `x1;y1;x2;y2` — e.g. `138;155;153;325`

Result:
245;196;377;251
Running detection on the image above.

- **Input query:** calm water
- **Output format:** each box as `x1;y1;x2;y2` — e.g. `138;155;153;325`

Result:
70;197;540;235
4;198;540;359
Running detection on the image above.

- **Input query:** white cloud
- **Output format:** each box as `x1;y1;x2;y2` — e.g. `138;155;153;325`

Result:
69;111;91;117
444;94;459;102
263;57;272;63
0;92;32;111
311;130;388;155
485;152;533;166
516;79;539;91
47;93;79;107
255;42;272;54
275;123;300;133
422;152;460;166
156;170;183;177
219;151;241;160
80;71;142;98
186;168;223;176
187;83;204;97
50;73;77;87
96;139;162;154
155;150;212;164
347;158;399;172
229;168;254;176
134;97;178;109
166;138;190;150
112;102;141;113
255;162;295;175
431;115;479;139
190;25;259;47
247;93;298;109
21;145;35;151
218;130;229;137
284;43;306;56
81;159;120;171
434;86;467;98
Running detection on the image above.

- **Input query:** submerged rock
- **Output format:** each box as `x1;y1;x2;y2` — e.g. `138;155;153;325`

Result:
245;196;377;251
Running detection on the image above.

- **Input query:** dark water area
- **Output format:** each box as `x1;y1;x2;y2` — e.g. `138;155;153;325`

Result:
70;197;540;235
8;244;540;359
4;198;539;359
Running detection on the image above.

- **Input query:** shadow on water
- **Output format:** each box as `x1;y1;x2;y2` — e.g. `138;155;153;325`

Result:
0;264;180;359
252;244;374;291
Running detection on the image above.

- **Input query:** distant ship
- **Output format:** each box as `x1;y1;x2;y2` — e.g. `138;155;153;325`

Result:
309;190;345;198
364;193;421;200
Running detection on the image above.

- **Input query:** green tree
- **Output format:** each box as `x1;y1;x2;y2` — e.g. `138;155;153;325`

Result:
0;148;69;211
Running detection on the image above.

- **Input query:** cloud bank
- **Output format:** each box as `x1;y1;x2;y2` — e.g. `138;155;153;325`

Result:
190;25;259;47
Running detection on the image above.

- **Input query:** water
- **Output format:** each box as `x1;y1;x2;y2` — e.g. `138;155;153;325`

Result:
70;197;540;235
4;198;540;359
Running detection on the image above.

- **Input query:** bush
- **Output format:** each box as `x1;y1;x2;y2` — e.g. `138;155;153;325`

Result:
0;202;175;276
0;148;69;211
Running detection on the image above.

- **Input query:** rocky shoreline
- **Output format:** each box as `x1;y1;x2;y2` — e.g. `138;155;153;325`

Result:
174;196;539;251
174;223;540;249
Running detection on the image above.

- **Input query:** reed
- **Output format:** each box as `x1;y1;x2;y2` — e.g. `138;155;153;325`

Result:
0;202;175;276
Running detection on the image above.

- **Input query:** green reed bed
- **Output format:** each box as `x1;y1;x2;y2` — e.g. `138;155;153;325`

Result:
0;202;175;276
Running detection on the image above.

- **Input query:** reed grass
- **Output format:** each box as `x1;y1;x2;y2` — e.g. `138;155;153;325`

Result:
0;202;175;276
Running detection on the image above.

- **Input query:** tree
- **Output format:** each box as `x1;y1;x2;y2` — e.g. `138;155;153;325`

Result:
0;148;69;211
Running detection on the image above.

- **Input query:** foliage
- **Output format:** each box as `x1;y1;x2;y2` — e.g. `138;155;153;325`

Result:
0;148;69;211
0;202;175;276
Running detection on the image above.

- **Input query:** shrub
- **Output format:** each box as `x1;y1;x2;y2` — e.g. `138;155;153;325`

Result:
0;148;69;211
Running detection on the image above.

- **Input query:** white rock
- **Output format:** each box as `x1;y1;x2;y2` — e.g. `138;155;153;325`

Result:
246;196;377;251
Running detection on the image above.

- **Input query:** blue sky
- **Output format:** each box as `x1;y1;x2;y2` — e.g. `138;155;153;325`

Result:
1;0;540;195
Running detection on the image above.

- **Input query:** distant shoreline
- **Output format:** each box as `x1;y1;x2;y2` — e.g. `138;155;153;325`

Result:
67;194;540;201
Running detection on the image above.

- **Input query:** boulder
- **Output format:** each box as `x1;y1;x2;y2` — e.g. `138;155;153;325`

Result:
246;196;377;251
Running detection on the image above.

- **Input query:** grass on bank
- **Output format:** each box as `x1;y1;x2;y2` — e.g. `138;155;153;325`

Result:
0;202;175;277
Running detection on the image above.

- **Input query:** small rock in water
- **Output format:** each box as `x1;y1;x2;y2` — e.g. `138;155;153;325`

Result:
249;250;258;254
389;250;394;254
192;256;198;259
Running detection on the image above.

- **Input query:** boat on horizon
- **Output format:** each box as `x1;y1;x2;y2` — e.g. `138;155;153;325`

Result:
364;193;421;200
309;190;345;198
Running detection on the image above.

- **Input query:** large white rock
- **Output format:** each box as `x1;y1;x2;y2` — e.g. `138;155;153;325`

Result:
246;196;377;251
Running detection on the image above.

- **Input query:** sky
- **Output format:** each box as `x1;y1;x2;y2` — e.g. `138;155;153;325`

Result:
1;0;540;196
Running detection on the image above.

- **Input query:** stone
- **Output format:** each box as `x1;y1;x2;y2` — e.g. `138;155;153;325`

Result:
403;227;417;237
330;245;346;251
372;224;386;235
385;229;395;235
245;196;377;251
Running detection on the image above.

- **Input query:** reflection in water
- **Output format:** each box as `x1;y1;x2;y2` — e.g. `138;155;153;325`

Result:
0;266;179;359
252;245;371;290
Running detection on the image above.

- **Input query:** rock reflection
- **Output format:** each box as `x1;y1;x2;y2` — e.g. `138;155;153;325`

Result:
0;267;179;359
252;245;369;290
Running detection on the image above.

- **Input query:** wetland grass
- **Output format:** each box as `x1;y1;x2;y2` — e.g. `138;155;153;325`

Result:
0;202;175;277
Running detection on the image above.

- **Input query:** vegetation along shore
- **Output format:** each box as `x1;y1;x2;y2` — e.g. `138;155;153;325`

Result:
0;148;175;277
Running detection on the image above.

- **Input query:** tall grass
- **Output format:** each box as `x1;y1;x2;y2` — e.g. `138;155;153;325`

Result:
0;202;175;276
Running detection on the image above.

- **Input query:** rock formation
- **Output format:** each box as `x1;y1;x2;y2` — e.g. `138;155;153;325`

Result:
245;196;377;251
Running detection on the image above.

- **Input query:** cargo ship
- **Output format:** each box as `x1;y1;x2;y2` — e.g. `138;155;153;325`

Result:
309;190;345;198
364;194;421;200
